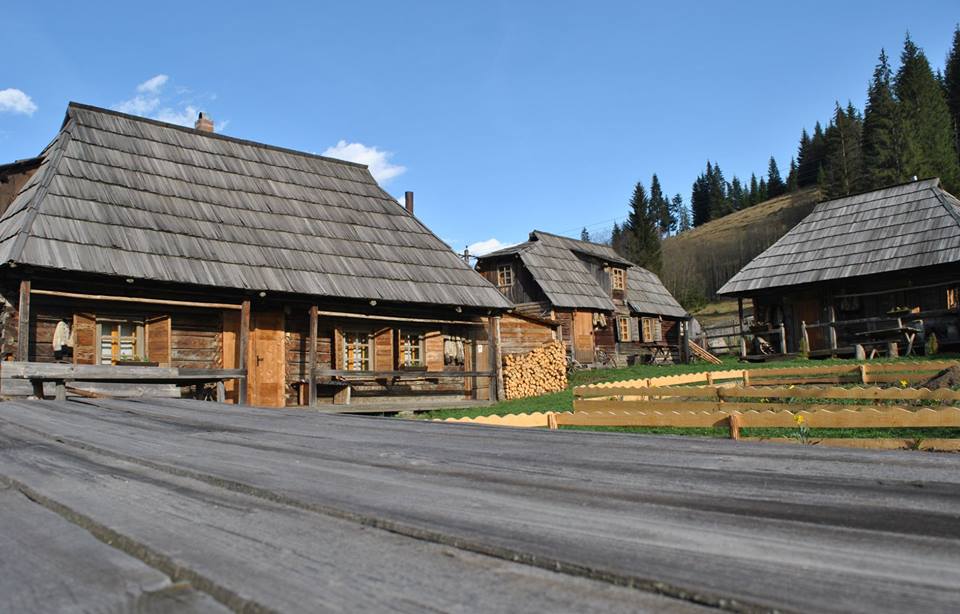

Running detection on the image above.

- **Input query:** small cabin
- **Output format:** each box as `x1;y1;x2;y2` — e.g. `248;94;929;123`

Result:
475;231;689;364
719;178;960;358
0;103;514;408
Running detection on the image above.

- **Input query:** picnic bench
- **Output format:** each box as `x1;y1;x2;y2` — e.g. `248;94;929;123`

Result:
2;362;245;403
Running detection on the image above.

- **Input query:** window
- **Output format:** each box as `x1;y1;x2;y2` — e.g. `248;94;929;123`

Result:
611;268;626;291
949;287;959;310
342;330;372;371
617;317;631;341
497;264;514;288
97;318;144;364
641;317;663;343
398;330;425;368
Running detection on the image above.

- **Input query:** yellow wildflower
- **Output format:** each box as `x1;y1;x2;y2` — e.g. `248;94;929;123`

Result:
794;414;805;425
899;379;909;388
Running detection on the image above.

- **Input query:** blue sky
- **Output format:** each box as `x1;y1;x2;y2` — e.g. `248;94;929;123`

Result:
2;1;957;255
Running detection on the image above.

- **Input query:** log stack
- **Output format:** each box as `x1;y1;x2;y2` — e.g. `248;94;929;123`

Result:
502;341;567;400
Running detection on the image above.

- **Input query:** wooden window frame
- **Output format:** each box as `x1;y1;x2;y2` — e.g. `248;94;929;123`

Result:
396;328;426;369
948;287;959;310
497;264;514;289
96;317;145;364
611;268;626;291
640;317;662;343
617;317;631;341
341;329;374;371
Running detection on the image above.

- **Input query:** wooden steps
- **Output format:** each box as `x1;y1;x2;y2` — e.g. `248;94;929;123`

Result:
688;340;722;365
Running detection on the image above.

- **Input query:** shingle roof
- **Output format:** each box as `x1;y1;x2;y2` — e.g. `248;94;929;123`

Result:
718;178;960;296
627;266;688;317
0;103;510;309
478;230;686;316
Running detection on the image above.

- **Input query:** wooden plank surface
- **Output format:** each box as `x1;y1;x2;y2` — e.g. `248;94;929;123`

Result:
2;398;960;613
0;483;227;613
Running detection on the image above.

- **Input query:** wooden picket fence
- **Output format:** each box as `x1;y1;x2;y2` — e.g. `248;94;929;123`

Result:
569;360;960;449
436;361;960;451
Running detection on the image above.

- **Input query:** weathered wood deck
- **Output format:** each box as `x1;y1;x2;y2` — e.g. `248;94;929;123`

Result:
1;398;959;613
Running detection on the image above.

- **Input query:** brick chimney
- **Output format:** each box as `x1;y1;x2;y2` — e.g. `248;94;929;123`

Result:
404;191;414;215
195;112;214;133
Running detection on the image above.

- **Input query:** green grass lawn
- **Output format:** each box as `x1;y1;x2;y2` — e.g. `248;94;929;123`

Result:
415;353;960;440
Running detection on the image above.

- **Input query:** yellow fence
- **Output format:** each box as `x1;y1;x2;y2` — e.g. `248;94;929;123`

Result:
436;361;960;451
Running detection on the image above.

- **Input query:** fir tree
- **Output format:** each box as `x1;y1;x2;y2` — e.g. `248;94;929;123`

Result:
622;181;661;272
758;177;768;202
787;157;799;191
821;102;865;197
798;123;828;187
690;167;711;226
580;227;590;242
944;25;960;167
708;162;732;218
729;176;745;210
863;49;905;189
767;156;786;197
748;173;760;205
674;194;691;232
649;173;675;235
895;34;960;191
610;222;623;255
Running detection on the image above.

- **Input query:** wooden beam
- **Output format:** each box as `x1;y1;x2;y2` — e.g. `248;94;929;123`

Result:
314;310;483;326
489;315;505;402
17;279;30;362
308;305;318;407
737;297;746;360
30;289;242;310
827;304;838;350
238;300;251;406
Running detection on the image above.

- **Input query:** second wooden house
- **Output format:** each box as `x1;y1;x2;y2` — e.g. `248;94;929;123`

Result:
475;231;690;364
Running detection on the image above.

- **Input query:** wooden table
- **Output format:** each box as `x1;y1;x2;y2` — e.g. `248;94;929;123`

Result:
853;322;921;356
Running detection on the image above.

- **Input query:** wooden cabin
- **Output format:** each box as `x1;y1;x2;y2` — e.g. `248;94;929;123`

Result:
475;231;689;364
719;178;960;358
0;103;515;407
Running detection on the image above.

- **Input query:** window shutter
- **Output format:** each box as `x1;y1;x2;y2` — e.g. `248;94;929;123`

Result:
629;317;640;342
146;315;172;366
641;318;652;343
653;319;663;342
73;313;97;365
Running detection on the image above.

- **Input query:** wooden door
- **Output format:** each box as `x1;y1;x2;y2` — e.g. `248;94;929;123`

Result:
247;310;286;407
793;298;824;351
573;311;595;364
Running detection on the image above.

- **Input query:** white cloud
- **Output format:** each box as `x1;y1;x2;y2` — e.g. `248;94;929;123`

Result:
0;89;38;116
112;76;226;132
113;95;160;115
322;140;406;184
468;238;514;256
136;74;169;94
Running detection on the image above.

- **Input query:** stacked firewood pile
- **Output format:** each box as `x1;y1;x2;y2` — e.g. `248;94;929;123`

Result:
503;341;567;400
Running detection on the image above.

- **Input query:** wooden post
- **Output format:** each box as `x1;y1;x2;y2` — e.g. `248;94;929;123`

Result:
887;342;899;358
729;413;741;441
801;321;810;355
737;297;746;359
547;412;558;430
308;305;318;407
742;370;750;386
216;380;226;403
238;299;251;405
827;304;838;351
489;315;505;402
778;322;787;355
859;363;869;385
17;279;30;362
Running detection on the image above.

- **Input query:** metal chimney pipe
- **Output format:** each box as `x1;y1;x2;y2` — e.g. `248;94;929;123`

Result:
404;191;414;215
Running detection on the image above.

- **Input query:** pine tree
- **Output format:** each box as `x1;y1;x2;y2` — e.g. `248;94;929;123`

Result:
729;176;745;210
863;49;906;189
649;173;675;235
821;102;865;197
798;123;828;187
944;25;960;167
580;227;590;242
787;157;799;191
895;34;960;191
767;156;786;197
708;162;732;218
758;177;768;202
610;222;623;255
674;194;691;232
690;167;711;226
622;181;661;272
748;173;760;205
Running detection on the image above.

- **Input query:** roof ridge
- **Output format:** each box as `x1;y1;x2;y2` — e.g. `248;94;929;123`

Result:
931;184;960;230
67;102;373;172
7;119;75;264
812;177;940;212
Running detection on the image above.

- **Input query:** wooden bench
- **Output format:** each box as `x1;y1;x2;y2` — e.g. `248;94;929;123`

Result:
4;363;245;403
